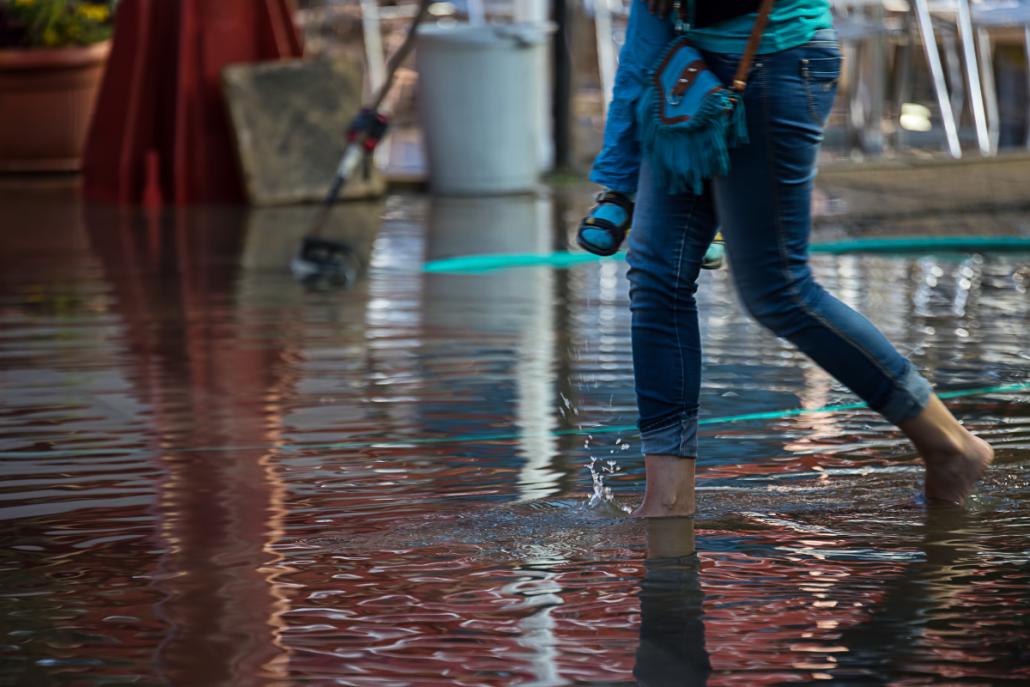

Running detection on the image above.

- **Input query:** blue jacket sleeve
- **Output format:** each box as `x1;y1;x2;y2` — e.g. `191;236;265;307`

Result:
588;0;675;194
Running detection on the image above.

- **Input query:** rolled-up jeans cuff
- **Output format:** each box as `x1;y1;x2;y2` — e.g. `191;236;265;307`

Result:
877;365;933;425
640;412;699;458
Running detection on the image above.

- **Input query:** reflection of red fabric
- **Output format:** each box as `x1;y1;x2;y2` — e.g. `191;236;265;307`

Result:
83;0;302;205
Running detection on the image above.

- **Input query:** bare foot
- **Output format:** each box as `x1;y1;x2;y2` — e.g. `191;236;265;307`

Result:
631;455;696;518
899;395;994;507
923;433;994;506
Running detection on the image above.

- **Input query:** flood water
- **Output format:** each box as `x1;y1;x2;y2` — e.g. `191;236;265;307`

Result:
1;182;1029;686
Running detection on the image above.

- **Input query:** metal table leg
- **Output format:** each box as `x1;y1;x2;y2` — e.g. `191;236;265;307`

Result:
360;0;387;94
912;0;963;157
1025;24;1030;148
976;27;1000;153
956;0;991;154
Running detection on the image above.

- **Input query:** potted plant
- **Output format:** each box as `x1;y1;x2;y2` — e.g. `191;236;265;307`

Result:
0;0;116;171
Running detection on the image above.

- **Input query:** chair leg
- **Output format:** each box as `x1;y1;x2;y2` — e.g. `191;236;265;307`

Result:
892;24;914;151
864;2;887;155
956;0;991;154
847;40;866;153
977;28;1000;154
359;0;386;94
942;29;965;123
1025;25;1030;149
912;0;962;157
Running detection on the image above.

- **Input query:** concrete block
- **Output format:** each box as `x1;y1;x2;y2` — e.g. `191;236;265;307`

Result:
223;58;386;206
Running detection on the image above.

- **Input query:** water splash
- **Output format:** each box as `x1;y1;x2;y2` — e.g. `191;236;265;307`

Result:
587;455;632;515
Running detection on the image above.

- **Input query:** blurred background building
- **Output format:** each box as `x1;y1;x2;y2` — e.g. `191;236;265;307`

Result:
291;0;1030;180
3;0;1029;194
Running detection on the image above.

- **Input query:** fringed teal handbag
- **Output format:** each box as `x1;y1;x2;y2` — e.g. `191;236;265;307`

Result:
637;0;775;194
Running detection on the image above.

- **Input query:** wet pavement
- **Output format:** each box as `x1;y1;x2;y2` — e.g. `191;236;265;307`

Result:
1;180;1029;686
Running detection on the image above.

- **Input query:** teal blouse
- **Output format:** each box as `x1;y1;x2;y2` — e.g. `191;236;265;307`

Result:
686;0;834;55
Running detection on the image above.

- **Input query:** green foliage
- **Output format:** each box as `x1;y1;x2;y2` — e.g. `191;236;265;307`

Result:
1;0;115;48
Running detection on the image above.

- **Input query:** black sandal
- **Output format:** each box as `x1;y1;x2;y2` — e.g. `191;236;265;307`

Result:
576;190;634;257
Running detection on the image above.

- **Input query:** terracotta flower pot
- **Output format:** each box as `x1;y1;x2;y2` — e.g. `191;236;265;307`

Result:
0;41;111;172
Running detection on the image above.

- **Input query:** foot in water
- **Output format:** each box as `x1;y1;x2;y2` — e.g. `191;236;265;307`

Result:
632;455;696;518
923;433;994;506
901;395;994;506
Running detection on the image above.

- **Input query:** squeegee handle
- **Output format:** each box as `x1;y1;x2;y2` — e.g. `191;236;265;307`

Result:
309;0;431;238
320;143;362;206
370;0;432;112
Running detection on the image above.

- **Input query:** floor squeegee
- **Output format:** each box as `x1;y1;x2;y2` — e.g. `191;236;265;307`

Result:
291;0;432;287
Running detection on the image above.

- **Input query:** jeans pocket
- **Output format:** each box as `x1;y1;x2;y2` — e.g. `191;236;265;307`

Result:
801;53;841;125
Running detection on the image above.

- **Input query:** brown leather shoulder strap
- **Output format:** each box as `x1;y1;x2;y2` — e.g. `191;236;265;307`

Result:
731;0;775;92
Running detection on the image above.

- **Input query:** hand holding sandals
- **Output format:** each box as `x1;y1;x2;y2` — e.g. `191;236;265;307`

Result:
577;190;635;257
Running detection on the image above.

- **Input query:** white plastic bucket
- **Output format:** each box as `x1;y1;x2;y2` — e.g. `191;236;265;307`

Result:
416;22;555;195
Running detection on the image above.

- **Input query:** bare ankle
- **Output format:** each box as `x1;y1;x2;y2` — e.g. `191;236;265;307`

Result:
632;454;697;518
921;431;970;464
899;395;973;463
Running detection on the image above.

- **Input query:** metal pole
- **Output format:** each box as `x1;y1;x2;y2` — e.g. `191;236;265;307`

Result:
552;0;573;169
1025;25;1030;149
865;1;886;154
359;0;387;95
912;0;962;157
955;0;991;155
976;28;1000;154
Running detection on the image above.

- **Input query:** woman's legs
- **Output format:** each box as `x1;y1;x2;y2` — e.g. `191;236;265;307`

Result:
626;164;718;516
708;33;991;505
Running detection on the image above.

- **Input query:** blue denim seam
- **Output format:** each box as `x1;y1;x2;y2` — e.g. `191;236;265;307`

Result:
756;66;926;422
801;64;827;125
800;45;842;124
671;196;700;425
760;83;893;380
639;409;692;434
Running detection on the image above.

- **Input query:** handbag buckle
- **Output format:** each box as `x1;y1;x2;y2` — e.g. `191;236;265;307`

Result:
667;65;700;107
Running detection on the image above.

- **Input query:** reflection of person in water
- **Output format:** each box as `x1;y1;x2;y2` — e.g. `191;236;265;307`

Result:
635;518;711;686
807;508;1019;684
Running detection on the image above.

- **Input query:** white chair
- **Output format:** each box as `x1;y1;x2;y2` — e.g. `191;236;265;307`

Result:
834;0;993;158
832;0;899;154
915;0;992;155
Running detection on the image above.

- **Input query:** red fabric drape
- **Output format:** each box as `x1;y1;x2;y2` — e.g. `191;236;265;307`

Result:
84;0;303;205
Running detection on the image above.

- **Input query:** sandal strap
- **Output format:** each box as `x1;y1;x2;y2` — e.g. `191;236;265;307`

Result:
580;215;621;234
594;190;634;214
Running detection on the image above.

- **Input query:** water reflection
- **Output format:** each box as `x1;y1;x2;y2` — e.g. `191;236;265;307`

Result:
242;202;383;285
0;181;1027;685
425;194;563;502
64;201;381;684
81;203;297;684
636;518;711;687
800;507;1025;684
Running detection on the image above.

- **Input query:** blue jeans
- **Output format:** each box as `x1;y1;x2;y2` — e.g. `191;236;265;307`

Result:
627;29;933;457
